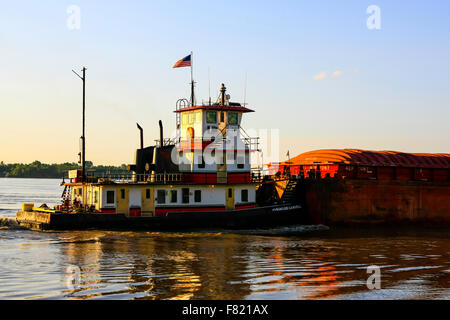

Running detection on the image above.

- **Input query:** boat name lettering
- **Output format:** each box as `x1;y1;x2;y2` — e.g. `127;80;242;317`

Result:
272;205;301;212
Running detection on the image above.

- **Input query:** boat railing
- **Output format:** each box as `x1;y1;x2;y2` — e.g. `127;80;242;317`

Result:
250;168;266;183
154;138;177;147
97;172;182;184
238;126;260;152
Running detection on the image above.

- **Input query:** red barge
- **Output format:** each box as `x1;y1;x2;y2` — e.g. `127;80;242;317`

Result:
270;149;450;225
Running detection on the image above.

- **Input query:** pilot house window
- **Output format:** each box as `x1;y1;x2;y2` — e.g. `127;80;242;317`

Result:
228;112;238;125
206;111;217;124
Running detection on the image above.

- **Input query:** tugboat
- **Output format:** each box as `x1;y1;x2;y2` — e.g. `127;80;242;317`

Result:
16;57;303;231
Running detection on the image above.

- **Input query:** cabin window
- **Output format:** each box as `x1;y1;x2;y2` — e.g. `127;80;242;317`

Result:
145;189;151;199
182;188;190;204
228;112;238;125
157;190;166;204
181;113;188;125
241;189;248;202
120;189;125;199
170;190;177;203
94;191;98;203
228;188;233;198
188;112;195;124
220;111;225;123
206;111;217;124
237;154;245;169
106;191;115;204
195;111;201;122
194;190;201;203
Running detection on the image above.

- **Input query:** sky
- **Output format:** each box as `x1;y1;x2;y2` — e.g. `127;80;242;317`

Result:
0;0;449;165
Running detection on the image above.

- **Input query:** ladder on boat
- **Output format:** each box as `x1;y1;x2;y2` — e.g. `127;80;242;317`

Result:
280;178;298;204
61;185;72;209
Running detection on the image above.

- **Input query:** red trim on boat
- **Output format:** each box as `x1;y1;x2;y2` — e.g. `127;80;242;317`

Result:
155;206;226;217
174;105;254;113
235;204;257;210
99;208;116;213
129;208;142;217
154;204;257;216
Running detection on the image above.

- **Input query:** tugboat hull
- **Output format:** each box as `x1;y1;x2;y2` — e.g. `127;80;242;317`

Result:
16;204;303;231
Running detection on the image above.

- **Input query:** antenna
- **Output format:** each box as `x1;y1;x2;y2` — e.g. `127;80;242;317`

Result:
72;67;87;182
243;71;248;107
190;51;195;106
208;67;211;105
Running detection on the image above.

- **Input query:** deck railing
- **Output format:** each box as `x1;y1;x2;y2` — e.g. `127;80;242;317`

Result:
96;172;182;184
66;170;273;185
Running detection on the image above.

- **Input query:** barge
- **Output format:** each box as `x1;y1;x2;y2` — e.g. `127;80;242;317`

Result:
270;149;450;225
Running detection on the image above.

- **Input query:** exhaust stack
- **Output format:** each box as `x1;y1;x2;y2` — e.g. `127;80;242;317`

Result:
159;120;164;147
136;123;143;149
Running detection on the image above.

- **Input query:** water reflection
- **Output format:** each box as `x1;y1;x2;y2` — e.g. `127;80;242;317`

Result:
42;230;450;300
57;232;255;299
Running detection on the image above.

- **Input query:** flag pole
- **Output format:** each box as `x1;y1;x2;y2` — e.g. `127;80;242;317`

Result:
190;51;195;107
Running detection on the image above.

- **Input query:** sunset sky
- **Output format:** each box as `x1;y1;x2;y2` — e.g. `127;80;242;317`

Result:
1;0;449;165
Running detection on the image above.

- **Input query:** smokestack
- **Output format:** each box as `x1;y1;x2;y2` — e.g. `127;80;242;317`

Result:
159;120;163;147
136;123;143;149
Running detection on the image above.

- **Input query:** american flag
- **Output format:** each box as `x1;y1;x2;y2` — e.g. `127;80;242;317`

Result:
173;54;191;68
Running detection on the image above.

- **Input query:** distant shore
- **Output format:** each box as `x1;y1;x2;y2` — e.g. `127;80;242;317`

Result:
0;161;127;179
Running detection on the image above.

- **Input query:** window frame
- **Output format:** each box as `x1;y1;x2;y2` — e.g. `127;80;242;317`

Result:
106;190;115;204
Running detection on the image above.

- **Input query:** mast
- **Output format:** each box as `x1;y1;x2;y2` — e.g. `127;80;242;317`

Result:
190;51;195;107
73;67;87;182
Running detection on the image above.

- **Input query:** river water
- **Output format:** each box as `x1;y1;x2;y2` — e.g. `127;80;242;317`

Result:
0;178;449;300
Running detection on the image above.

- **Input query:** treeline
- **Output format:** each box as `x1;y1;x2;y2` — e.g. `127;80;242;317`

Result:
0;161;128;178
